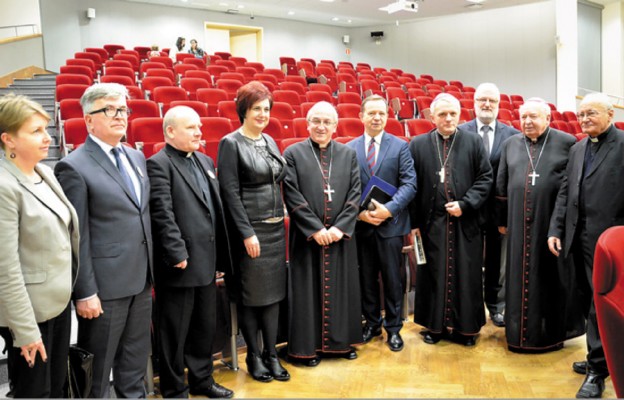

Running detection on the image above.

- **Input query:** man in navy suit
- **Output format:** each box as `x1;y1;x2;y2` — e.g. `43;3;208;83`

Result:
460;83;519;328
347;95;417;351
55;83;153;398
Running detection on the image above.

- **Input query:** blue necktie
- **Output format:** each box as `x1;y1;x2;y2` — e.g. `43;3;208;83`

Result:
111;147;139;204
367;138;376;174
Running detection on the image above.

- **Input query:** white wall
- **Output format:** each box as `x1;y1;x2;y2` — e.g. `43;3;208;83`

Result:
40;0;562;102
0;0;41;39
348;1;557;102
602;1;624;98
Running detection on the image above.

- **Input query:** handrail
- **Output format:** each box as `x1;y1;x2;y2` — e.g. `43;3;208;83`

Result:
578;87;624;109
0;24;39;39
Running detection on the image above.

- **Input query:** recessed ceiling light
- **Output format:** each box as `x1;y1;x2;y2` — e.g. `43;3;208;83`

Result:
347;19;352;23
332;17;339;21
237;4;245;8
320;0;335;3
466;0;485;3
288;11;295;15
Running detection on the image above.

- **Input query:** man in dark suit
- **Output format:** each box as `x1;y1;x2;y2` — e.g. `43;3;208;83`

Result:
548;92;624;398
147;106;233;398
460;83;519;327
55;83;153;398
347;95;417;352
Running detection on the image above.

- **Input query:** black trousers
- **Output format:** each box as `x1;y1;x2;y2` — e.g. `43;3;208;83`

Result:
572;226;608;375
483;224;505;314
0;303;71;398
156;282;217;398
357;232;404;333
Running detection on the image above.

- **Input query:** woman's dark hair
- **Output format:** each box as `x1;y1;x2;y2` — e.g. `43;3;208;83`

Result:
176;37;185;51
235;81;273;124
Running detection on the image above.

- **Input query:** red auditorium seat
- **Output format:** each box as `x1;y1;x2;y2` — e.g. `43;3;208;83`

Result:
206;65;229;81
386;88;415;120
113;53;140;72
164;100;209;118
309;83;333;96
197;88;229;117
384;118;406;136
550;120;572;134
62;118;89;153
497;109;514;121
271;101;298;123
415;96;433;117
336;103;361;119
184;70;214;85
229;56;247;67
127;99;161;121
145;68;176;82
337;61;354;70
141;76;175;99
405;119;435;136
593;226;624;398
562;111;578;123
180;77;211;101
130;117;164;145
152;86;188;108
215;79;243;100
139;61;168;78
217;100;241;129
183;57;206;69
292;118;309;138
66;58;97;78
614;121;624;130
300;102;315;119
56;74;92;86
360;79;384;97
279;82;307;103
149;56;174;69
75;51;103;72
306;91;333;104
245;62;265;73
218;72;246;84
297;60;317;82
100;75;135;86
568;120;582;134
104;59;134;71
133;46;151;60
215;59;236;71
263;68;285;83
199;117;233;141
337;92;362;105
126;86;144;100
85;47;109;62
104;66;136;83
56;84;89;104
236;67;257;83
336;118;364;137
58;99;83;133
103;44;125;59
59;65;92;78
174;64;200;79
214;51;232;60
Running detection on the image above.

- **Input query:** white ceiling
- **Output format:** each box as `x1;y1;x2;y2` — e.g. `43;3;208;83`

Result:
124;0;555;27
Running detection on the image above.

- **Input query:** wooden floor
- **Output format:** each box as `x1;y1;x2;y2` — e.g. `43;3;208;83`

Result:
189;316;616;399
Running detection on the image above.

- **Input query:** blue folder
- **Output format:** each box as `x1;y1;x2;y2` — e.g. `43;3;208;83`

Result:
360;175;397;210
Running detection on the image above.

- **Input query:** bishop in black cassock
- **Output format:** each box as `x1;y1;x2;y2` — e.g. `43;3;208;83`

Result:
283;101;362;366
496;99;584;353
409;94;492;346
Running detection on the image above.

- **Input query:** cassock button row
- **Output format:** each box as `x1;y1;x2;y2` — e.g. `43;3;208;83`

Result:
325;286;330;289
324;301;330;304
325;293;330;297
525;280;529;284
324;308;330;312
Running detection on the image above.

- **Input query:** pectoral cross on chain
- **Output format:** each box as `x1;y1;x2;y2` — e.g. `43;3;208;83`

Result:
324;184;335;202
529;171;540;186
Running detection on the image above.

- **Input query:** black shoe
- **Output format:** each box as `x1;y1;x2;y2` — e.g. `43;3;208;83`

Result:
343;346;358;360
452;331;478;347
246;353;274;382
262;350;290;381
573;361;588;375
190;382;234;399
491;312;505;327
362;325;382;343
422;331;442;345
305;355;321;367
387;332;404;352
576;371;607;398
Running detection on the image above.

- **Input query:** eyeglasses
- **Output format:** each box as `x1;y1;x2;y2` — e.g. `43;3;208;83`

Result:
89;106;132;118
308;119;336;128
475;98;499;105
576;110;601;120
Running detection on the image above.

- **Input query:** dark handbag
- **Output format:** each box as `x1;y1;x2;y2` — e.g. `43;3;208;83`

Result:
65;345;94;398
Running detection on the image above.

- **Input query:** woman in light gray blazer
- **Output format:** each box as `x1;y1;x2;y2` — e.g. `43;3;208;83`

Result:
0;94;79;398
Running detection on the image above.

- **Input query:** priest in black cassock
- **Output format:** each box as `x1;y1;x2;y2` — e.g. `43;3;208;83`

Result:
409;93;492;346
496;98;584;353
283;101;362;367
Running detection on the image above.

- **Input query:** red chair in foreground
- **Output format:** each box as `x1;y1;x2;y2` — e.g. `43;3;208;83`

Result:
593;226;624;398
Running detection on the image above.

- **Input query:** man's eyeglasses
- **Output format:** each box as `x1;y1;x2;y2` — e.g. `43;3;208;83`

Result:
576;110;600;120
89;106;132;118
308;119;336;128
475;98;499;105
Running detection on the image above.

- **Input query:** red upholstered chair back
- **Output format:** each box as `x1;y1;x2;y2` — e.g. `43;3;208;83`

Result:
593;225;624;398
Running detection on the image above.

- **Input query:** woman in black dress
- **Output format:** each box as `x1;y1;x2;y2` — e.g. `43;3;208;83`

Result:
218;81;290;382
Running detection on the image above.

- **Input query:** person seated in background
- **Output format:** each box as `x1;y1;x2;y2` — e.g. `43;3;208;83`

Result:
148;44;161;58
0;94;79;398
170;36;186;62
188;39;205;58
